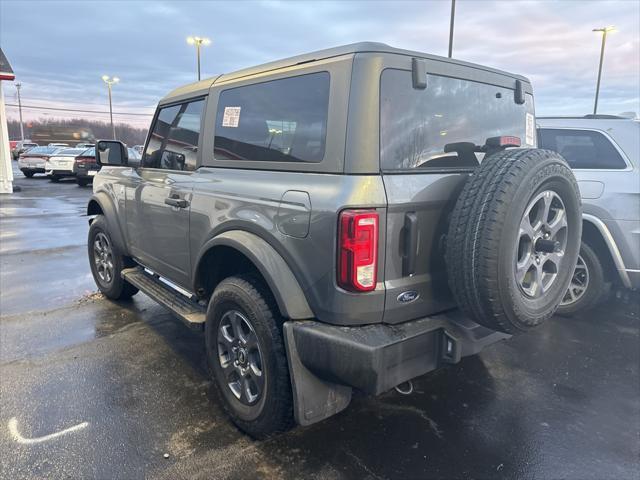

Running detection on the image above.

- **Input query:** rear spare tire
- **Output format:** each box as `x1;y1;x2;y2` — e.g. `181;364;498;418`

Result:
446;148;581;334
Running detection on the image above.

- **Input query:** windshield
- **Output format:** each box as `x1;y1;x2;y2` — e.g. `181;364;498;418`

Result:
380;69;535;170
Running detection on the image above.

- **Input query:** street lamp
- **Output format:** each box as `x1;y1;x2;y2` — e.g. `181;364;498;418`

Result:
187;36;211;81
15;83;24;141
101;75;119;139
448;0;456;58
592;26;616;115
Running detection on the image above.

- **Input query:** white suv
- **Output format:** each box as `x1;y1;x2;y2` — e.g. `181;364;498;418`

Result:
537;114;639;314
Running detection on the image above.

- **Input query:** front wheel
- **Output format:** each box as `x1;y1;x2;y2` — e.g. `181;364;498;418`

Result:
205;275;294;439
49;174;60;182
88;216;138;300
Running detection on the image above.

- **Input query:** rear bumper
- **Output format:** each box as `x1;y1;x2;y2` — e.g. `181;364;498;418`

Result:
74;164;99;178
46;169;75;176
288;310;506;395
284;310;508;425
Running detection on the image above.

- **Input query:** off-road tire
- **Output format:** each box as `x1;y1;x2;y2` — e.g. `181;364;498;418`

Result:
205;275;294;439
87;215;138;300
22;171;34;178
557;242;609;316
446;148;582;334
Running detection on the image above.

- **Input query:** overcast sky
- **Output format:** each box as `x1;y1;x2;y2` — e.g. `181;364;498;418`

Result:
1;0;638;129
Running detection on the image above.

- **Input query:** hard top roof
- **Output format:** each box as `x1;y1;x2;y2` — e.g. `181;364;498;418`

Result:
160;41;530;103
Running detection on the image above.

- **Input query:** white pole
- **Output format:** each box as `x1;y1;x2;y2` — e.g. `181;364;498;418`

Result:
16;83;24;141
0;81;15;194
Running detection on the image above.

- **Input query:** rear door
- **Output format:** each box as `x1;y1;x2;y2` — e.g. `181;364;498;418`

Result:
126;98;205;288
380;67;535;324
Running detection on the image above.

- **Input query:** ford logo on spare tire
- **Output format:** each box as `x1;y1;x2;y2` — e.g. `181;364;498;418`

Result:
397;291;420;303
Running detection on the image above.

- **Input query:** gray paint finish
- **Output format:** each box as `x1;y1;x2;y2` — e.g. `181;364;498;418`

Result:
93;43;536;327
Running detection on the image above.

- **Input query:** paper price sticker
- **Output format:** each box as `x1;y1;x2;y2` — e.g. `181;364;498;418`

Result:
525;112;535;146
222;106;241;128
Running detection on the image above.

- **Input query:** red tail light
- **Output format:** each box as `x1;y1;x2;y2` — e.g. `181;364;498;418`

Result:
337;210;379;292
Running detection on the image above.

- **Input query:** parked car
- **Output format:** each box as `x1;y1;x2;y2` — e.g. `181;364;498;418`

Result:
76;142;95;149
17;146;62;177
87;42;581;438
11;140;38;160
44;148;88;181
75;147;140;186
132;144;144;155
537;115;639;315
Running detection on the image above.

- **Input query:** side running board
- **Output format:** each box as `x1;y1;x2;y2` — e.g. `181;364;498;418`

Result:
121;267;206;327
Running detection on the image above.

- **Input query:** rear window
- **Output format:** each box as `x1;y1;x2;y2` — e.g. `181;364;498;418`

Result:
24;146;59;155
537;128;627;169
214;72;330;163
58;148;87;156
380;69;535;170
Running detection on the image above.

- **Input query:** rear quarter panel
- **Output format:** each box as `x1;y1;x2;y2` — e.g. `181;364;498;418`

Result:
188;168;388;325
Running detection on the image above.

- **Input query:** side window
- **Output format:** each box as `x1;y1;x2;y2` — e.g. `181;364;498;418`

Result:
214;72;330;163
143;99;205;171
538;128;627;169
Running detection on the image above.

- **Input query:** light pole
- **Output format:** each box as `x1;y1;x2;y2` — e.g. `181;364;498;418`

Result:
187;36;211;81
101;75;119;139
448;0;456;58
592;26;616;115
15;83;24;141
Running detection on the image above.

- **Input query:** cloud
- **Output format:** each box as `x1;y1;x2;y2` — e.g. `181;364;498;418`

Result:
1;0;638;124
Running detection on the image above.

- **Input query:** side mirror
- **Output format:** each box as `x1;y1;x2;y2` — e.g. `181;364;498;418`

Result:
96;140;128;166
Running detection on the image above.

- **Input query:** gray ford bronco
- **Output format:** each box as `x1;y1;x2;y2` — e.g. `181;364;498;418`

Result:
87;42;582;438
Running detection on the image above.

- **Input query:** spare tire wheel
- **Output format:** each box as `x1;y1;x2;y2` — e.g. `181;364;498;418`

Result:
446;148;582;334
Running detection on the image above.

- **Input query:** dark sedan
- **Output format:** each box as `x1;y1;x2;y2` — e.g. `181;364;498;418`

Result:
74;147;141;186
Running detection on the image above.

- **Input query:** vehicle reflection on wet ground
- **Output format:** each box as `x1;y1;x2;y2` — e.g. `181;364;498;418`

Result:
1;171;638;479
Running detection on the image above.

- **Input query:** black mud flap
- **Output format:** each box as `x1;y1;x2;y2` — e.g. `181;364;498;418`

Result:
283;322;352;426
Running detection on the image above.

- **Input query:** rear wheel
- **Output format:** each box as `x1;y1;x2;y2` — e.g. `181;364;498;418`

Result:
77;178;90;187
22;170;34;178
88;216;138;300
205;275;294;439
557;242;609;316
446;148;582;334
49;174;60;182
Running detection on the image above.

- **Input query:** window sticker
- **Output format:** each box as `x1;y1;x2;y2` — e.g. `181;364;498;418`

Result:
525;112;535;146
222;106;241;128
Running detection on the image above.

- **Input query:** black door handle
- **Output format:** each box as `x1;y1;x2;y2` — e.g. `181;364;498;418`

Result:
402;212;418;276
164;197;189;208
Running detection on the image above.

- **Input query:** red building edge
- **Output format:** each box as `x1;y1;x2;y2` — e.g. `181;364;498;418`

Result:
0;48;16;81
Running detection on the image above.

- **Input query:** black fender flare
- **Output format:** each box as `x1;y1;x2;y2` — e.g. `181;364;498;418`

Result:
86;192;127;254
195;230;314;320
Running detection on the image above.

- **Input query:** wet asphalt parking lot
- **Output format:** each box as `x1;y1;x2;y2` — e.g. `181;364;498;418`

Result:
1;169;639;480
